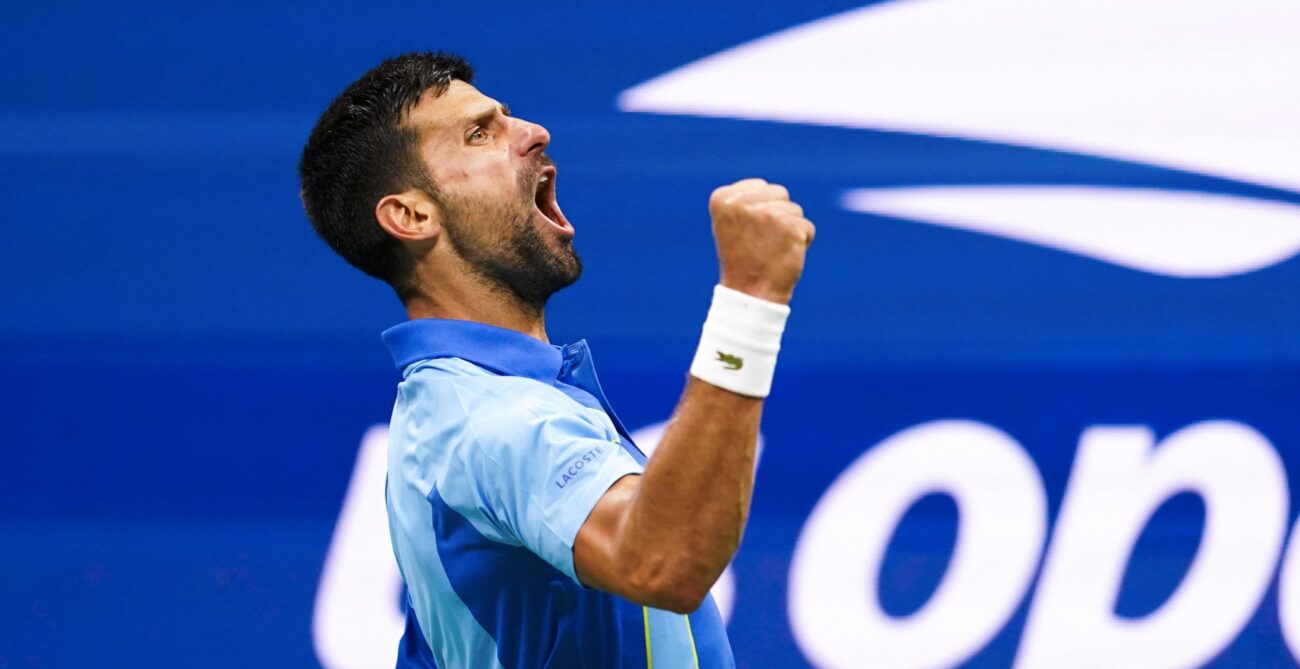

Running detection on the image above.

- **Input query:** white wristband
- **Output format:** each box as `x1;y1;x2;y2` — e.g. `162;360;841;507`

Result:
689;284;791;398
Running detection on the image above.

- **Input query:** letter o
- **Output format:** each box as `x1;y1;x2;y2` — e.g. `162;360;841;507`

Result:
788;420;1047;669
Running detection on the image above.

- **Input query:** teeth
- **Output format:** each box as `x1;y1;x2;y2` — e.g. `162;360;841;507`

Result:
539;175;550;183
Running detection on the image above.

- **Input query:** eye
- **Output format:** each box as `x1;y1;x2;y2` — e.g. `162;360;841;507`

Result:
467;127;488;144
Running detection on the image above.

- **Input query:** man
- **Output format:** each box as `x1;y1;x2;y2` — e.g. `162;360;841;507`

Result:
299;52;814;668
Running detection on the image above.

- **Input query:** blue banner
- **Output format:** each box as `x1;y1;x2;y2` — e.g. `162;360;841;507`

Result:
3;1;1299;667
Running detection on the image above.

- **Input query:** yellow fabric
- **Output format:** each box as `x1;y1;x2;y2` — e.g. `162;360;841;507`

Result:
683;614;701;669
643;606;653;668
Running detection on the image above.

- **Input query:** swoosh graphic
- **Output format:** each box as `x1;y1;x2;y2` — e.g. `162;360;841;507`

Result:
618;0;1300;277
619;0;1300;193
843;186;1300;277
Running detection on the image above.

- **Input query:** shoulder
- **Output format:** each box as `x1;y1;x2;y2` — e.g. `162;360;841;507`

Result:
397;357;604;454
402;357;579;416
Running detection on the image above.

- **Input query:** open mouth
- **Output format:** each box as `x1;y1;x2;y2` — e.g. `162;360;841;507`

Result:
534;166;574;237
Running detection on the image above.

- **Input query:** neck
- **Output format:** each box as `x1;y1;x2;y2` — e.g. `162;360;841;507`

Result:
403;266;550;344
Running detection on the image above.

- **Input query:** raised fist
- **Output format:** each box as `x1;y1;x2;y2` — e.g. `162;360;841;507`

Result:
708;178;816;305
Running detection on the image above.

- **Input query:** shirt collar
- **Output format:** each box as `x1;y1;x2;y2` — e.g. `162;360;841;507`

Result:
381;318;564;383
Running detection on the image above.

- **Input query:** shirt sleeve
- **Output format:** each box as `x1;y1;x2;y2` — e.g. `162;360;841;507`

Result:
460;384;644;584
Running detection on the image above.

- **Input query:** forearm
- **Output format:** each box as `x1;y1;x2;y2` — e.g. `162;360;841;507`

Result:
573;178;813;612
618;376;763;600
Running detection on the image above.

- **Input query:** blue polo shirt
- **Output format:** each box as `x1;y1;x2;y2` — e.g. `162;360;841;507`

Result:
382;318;734;669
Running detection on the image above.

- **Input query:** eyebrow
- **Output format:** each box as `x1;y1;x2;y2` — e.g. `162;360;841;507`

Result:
465;103;511;129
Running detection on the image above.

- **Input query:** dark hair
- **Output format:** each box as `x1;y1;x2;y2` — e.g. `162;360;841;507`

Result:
298;52;474;300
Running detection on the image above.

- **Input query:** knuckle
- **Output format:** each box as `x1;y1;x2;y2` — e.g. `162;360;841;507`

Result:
711;192;741;214
712;180;794;222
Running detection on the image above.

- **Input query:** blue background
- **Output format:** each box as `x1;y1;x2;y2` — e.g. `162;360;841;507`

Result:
2;1;1298;667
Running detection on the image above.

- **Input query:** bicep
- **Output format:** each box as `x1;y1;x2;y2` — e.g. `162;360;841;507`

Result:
573;473;641;593
571;471;704;612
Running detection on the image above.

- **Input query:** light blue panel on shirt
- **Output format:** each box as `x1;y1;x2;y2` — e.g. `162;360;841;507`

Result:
388;356;644;667
386;362;508;669
406;358;642;580
646;607;706;669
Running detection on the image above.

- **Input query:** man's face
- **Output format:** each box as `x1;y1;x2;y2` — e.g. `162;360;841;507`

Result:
407;80;581;310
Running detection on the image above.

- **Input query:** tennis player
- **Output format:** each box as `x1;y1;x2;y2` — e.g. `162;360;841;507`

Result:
299;52;813;668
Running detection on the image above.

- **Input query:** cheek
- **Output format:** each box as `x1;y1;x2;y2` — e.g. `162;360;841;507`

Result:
457;146;509;177
446;165;523;201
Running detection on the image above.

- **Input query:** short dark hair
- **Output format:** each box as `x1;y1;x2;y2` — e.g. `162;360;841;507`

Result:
298;52;474;300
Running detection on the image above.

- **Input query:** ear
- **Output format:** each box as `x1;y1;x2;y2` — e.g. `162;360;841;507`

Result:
375;189;441;242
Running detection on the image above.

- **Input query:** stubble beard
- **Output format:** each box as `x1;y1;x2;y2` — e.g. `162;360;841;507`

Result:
437;164;582;314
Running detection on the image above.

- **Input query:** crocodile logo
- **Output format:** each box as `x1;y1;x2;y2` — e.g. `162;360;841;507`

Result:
716;351;744;371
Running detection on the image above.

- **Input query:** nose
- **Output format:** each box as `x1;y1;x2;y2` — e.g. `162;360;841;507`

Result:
511;117;550;158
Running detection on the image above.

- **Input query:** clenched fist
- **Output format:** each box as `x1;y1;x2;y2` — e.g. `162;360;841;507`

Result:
709;178;815;305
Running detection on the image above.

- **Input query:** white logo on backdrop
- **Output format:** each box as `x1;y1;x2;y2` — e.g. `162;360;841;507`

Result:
787;419;1293;669
314;420;1300;669
313;427;403;669
619;0;1300;278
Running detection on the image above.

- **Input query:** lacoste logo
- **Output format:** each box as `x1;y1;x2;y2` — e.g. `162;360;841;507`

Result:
554;445;608;490
716;351;744;371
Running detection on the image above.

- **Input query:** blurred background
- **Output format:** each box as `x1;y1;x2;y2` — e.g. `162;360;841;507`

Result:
3;1;1299;667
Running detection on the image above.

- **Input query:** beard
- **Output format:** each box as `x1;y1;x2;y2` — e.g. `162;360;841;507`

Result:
436;158;582;313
